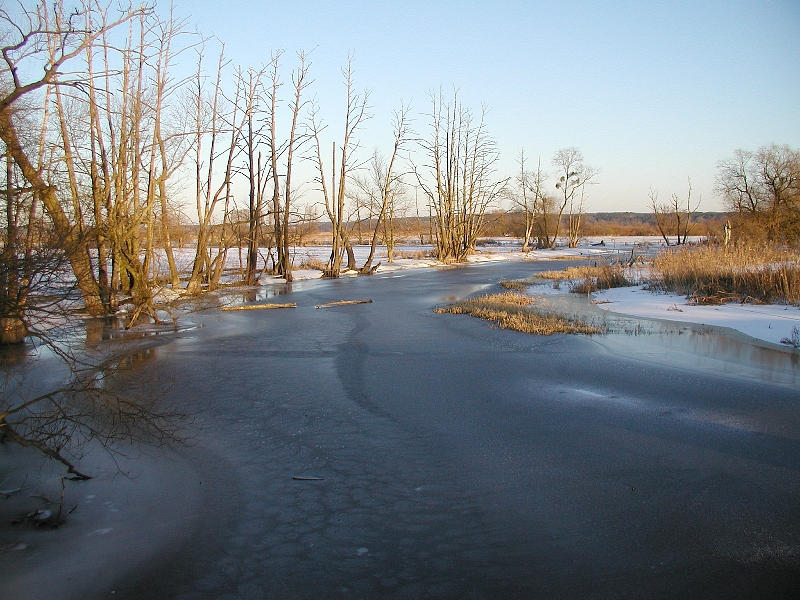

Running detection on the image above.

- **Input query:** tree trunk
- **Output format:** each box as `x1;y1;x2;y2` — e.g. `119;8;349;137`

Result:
0;112;104;315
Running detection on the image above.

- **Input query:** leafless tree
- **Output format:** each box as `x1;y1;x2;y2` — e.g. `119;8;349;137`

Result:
716;144;800;243
309;57;370;277
513;150;548;252
185;46;246;294
0;1;151;317
552;147;596;248
353;104;411;273
237;64;268;286
272;50;312;282
650;178;699;246
416;89;506;262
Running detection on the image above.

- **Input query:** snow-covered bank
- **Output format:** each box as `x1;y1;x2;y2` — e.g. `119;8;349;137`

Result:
216;237;800;351
594;285;800;348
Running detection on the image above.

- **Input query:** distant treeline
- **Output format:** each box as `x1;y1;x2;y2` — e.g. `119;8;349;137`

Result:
283;211;728;242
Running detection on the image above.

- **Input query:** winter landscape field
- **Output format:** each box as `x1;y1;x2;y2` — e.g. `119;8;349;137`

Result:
2;0;799;598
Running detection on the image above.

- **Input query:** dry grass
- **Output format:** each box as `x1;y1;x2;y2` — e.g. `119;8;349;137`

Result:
499;279;530;291
394;249;437;260
434;292;602;335
535;265;603;280
651;244;800;305
298;257;327;271
535;265;633;294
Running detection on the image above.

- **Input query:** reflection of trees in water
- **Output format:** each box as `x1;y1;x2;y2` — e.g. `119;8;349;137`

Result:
683;327;800;382
238;283;293;304
1;331;180;482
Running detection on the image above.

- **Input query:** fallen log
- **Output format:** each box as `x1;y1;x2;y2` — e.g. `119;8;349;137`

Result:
221;302;297;311
315;299;373;309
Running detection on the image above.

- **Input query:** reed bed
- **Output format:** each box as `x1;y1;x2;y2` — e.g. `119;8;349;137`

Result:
499;279;530;291
434;292;602;335
651;244;800;305
535;265;633;294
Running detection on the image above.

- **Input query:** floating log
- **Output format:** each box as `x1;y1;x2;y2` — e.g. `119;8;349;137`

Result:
292;476;325;481
315;299;373;309
221;302;296;311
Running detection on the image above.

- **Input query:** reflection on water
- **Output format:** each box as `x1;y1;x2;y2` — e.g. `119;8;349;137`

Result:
85;316;125;345
239;283;292;303
84;316;199;347
543;292;800;387
0;337;37;364
115;346;158;369
602;326;800;387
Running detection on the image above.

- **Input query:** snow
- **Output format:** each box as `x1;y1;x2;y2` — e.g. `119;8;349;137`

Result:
594;285;800;348
159;237;800;350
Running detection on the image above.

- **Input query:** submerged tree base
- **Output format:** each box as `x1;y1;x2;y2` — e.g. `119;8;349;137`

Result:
434;292;602;335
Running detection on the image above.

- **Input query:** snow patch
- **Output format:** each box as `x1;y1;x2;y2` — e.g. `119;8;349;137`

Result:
594;285;800;347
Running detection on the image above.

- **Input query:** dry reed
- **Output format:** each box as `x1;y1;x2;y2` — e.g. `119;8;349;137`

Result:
394;249;437;260
298;257;327;271
434;292;602;335
535;265;632;294
651;244;800;305
499;279;530;291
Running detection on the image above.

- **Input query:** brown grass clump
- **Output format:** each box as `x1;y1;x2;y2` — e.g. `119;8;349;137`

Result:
535;265;632;294
434;292;602;335
651;244;800;305
298;257;327;271
394;249;437;260
535;265;599;280
499;279;530;291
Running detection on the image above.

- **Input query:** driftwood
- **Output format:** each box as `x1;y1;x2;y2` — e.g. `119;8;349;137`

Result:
221;303;297;312
315;299;373;309
292;476;325;481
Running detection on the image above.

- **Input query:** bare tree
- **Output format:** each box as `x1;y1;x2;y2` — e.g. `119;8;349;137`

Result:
0;1;150;317
416;89;506;262
278;51;312;281
552;147;596;248
354;104;411;273
309;57;370;277
185;46;245;294
513;150;548;252
716;144;800;243
650;178;699;245
237;65;268;286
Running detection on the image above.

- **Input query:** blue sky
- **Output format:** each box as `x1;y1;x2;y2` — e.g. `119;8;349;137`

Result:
169;0;799;212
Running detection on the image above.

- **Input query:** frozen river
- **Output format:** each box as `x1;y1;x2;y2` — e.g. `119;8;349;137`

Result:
3;259;800;599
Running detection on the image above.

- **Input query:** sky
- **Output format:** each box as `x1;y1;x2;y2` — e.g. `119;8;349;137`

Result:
163;0;799;212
